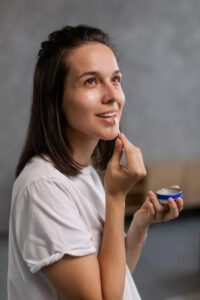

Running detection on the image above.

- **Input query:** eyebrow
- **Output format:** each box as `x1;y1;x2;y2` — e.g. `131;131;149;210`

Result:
76;69;122;81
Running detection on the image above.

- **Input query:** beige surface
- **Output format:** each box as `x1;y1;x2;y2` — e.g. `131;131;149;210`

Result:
97;161;200;213
146;160;200;208
183;162;200;207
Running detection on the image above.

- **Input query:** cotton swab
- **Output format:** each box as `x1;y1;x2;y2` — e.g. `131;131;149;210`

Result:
114;117;125;159
114;117;120;135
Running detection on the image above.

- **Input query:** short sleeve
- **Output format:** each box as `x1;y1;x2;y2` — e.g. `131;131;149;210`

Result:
17;179;96;273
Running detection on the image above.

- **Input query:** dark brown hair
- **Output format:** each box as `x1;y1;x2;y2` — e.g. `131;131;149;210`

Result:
16;24;122;178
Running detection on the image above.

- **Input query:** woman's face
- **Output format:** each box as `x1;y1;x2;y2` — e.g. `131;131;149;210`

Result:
62;42;125;142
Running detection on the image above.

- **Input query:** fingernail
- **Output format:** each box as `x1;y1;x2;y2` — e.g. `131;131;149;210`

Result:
148;191;154;196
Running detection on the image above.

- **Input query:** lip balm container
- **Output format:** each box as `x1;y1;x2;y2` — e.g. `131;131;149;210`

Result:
156;188;182;204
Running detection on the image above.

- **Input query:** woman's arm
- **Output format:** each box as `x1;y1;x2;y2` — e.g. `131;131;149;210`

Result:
100;133;146;299
43;253;103;300
125;221;148;273
43;133;146;299
125;188;183;273
42;195;126;300
97;194;126;300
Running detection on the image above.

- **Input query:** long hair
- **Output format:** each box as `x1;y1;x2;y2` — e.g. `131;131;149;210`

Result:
16;24;122;178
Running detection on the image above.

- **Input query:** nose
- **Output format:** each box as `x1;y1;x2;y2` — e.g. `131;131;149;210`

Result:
101;82;119;104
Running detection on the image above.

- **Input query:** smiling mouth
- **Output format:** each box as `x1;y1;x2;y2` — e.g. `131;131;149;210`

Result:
96;112;117;118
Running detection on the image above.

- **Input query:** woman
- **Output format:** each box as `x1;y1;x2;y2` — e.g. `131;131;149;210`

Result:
8;25;183;300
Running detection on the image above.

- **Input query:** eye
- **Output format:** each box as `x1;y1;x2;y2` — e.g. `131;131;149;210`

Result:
84;78;97;86
112;75;121;83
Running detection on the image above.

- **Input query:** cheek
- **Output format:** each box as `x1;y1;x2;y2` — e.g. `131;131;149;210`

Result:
65;91;98;120
76;90;100;114
119;90;126;107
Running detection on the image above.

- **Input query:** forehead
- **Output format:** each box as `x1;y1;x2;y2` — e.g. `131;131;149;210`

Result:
65;42;119;76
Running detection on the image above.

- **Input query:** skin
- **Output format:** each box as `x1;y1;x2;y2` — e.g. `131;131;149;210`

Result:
62;42;125;166
43;42;184;300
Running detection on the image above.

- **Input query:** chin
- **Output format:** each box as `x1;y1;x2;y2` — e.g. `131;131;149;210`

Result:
100;132;118;141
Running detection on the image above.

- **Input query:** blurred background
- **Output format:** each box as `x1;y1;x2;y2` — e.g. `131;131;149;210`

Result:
1;0;200;299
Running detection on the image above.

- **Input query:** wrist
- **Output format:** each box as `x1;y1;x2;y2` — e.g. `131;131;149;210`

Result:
106;193;126;206
133;209;152;230
125;219;149;250
126;232;148;250
132;216;150;233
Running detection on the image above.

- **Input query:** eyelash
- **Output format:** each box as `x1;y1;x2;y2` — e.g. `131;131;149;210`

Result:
84;76;121;86
85;78;97;85
113;76;121;83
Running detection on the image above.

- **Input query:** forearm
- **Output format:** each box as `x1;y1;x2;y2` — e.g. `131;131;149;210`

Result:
98;194;126;300
125;218;148;273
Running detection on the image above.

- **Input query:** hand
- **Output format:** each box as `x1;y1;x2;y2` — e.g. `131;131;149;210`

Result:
104;133;147;198
133;185;184;229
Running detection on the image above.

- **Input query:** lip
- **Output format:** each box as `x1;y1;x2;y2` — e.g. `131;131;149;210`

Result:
97;115;116;124
96;110;118;116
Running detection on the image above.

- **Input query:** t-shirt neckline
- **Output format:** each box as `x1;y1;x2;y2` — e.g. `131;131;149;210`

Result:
80;165;91;175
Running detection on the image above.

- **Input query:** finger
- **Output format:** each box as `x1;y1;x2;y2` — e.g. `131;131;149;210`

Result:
146;197;156;219
110;138;123;168
119;133;146;176
119;133;134;149
141;197;149;209
162;203;170;213
142;196;152;210
148;191;164;221
170;185;180;189
164;198;179;221
175;197;184;212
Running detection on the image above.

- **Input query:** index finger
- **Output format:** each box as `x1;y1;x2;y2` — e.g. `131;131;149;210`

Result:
118;133;142;167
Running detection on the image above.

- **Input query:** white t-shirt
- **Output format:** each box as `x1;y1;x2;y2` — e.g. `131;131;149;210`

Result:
8;156;141;300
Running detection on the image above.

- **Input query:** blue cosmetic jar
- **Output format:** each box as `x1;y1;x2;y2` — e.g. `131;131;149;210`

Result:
156;188;182;204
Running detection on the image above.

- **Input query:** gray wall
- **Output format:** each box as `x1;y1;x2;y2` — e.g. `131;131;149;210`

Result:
1;0;200;232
